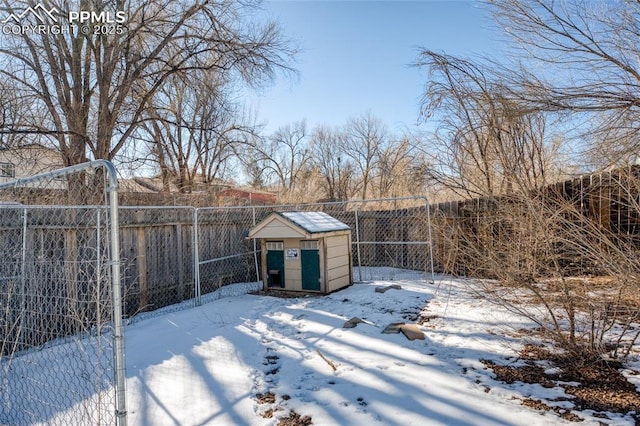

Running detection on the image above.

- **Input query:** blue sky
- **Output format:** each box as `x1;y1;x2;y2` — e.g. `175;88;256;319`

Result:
248;0;504;134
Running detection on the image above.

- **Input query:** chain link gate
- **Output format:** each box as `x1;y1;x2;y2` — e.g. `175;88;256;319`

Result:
0;161;126;425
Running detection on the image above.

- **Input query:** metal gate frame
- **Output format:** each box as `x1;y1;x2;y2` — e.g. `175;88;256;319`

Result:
0;160;127;425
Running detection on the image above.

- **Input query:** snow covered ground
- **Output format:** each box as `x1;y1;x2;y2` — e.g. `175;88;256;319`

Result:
5;269;639;425
122;270;637;426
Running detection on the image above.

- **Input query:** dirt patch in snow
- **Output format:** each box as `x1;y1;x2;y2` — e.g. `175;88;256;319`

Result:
277;410;313;426
255;347;314;424
521;398;583;422
256;391;276;405
515;277;640;323
482;344;640;422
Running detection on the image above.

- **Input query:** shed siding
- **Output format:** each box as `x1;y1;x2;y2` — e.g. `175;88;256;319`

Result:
325;234;346;248
326;244;350;259
327;256;348;270
327;265;351;292
254;224;305;239
325;234;352;292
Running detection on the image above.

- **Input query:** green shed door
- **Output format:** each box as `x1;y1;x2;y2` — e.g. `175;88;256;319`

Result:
301;240;320;291
266;242;284;288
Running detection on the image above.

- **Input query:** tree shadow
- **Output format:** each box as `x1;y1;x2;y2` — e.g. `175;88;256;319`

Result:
3;279;563;425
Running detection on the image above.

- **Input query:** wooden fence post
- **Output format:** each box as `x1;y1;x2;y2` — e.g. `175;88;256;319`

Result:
64;228;79;332
136;227;148;310
176;223;185;301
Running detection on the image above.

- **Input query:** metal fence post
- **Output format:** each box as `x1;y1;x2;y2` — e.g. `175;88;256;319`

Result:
96;207;102;333
102;161;128;426
423;197;436;284
252;206;260;284
18;208;27;349
354;208;362;282
193;208;201;305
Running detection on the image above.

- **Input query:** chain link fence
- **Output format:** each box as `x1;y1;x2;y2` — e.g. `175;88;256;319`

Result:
10;162;640;424
119;198;436;316
193;197;434;303
125;197;433;425
195;206;261;300
0;161;126;426
119;206;196;319
0;184;434;424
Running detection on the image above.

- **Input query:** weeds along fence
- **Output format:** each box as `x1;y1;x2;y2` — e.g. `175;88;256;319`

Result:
0;161;126;426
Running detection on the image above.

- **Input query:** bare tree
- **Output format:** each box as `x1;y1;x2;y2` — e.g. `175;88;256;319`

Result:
0;0;295;171
377;135;426;198
241;141;269;190
415;50;563;198
409;0;640;362
0;87;39;148
488;0;640;167
135;67;253;192
341;112;387;200
256;118;430;201
310;125;354;201
246;120;312;194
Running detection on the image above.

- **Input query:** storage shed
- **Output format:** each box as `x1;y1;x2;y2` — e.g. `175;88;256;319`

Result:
248;211;353;293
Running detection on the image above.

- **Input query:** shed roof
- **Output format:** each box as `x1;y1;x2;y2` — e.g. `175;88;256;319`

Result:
248;211;350;239
279;211;350;233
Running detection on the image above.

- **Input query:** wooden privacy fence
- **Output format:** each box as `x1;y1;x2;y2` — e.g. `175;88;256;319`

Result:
120;166;640;314
427;165;640;277
5;166;640;327
15;164;640;330
10;165;640;326
119;207;196;316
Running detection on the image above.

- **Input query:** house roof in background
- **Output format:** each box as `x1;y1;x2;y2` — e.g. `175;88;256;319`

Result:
218;188;277;204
